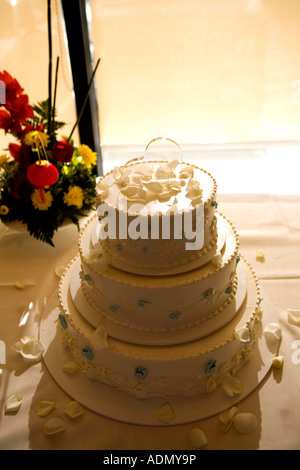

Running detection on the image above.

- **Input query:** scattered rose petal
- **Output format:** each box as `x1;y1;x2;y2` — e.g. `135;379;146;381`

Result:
43;416;66;436
5;394;23;413
188;427;208;448
12;336;44;361
62;359;79;374
54;265;66;278
235;326;252;343
233;412;258;434
288;308;300;325
273;355;284;369
219;407;238;432
15;278;33;289
256;250;265;262
64;400;84;419
156;402;175;423
143;181;164;194
35;400;56;417
264;323;282;343
221;375;244;397
179;166;194;179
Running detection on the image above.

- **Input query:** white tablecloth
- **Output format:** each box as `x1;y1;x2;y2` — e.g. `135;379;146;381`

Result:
0;193;300;450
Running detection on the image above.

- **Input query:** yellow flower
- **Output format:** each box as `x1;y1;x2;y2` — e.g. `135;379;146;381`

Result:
76;144;97;168
24;131;50;148
0;154;10;168
61;135;74;146
63;186;84;208
0;205;9;215
31;188;53;211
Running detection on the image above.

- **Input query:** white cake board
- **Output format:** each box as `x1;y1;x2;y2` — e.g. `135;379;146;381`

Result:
40;289;279;427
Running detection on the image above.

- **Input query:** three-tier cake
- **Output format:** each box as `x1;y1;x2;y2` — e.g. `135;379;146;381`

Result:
41;145;278;425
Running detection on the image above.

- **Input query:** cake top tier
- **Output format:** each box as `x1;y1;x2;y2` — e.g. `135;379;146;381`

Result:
96;160;217;215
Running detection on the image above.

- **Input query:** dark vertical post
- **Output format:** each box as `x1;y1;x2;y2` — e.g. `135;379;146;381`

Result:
61;0;103;175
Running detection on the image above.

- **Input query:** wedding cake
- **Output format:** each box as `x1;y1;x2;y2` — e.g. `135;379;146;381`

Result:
56;151;266;407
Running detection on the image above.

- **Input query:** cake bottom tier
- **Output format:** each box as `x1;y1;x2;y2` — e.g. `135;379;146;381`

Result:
54;255;270;398
40;256;279;425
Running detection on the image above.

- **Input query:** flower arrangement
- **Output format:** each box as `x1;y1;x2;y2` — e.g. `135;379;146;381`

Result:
0;68;99;246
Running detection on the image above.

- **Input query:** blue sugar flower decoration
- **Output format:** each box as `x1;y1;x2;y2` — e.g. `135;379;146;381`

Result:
205;359;217;374
203;288;214;299
137;300;150;308
109;305;119;312
169;312;182;320
81;347;94;361
134;366;148;380
225;283;233;294
58;314;68;330
79;271;92;283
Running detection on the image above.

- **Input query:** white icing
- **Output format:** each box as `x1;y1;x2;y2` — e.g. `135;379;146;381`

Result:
233;412;258;434
12;336;44;361
188;427;208;448
5;394;23;413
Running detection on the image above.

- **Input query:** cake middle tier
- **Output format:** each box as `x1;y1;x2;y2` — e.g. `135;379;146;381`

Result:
77;212;240;344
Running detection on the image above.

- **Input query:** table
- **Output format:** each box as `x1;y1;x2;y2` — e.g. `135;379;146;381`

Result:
0;193;300;450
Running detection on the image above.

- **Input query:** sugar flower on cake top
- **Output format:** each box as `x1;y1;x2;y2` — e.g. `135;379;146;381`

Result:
97;159;204;213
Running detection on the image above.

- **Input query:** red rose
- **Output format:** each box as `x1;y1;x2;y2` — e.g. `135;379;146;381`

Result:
9;143;22;161
9;142;30;168
0;109;12;133
53;140;74;163
0;70;34;134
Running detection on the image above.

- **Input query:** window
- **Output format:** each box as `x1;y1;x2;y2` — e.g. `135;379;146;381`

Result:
90;0;300;147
